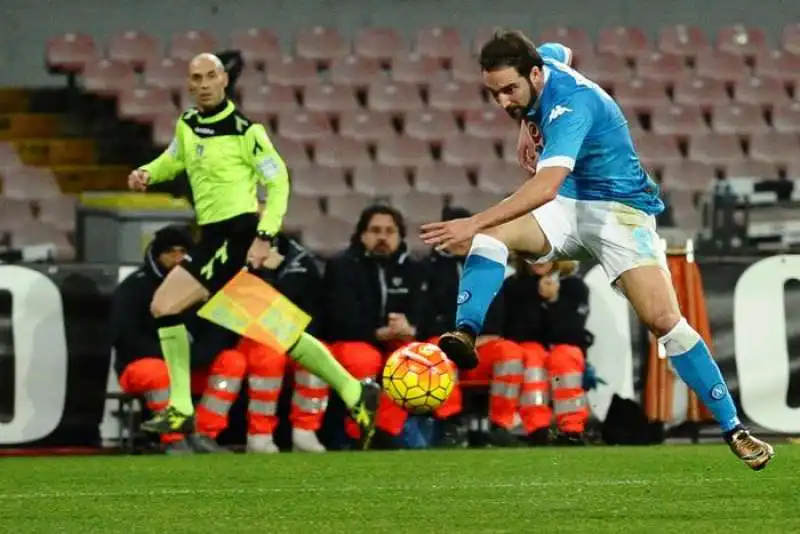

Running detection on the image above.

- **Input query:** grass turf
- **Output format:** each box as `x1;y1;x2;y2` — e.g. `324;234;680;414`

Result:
0;445;796;533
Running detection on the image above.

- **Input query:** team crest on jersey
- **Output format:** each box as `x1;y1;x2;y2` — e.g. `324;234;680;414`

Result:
524;120;544;153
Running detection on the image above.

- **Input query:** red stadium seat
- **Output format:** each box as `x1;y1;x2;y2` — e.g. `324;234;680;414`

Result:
265;57;319;88
613;79;669;114
449;191;507;215
786;161;800;179
151;112;179;147
108;31;160;69
329;56;384;88
538;27;593;61
296;26;349;66
46;33;97;73
230;28;281;67
240;85;299;121
635;52;690;85
11;222;75;261
117;87;176;124
772;102;800;134
352;165;412;196
235;65;266;92
749;132;800;166
716;25;768;58
144;57;188;92
82;59;137;97
661;161;717;193
414;164;474;195
170;30;217;62
37;195;77;232
441;135;497;169
404;109;460;144
303;83;360;116
688;133;746;167
283;195;322;232
391;53;444;86
390;191;445;224
0;142;22;169
673;77;729;110
276;111;332;143
650;104;709;137
657;25;710;60
710;103;770;136
733;76;790;109
724;160;779;179
597;26;650;59
476;160;525;195
474;27;502;54
632;133;684;167
291;166;349;197
367;82;424;115
339;110;396;144
270;136;312;169
1;166;61;200
376;137;433;168
577;54;631;91
0;198;35;231
695;50;748;83
354;28;405;64
666;190;703;232
451;53;483;84
428;81;486;114
463;108;516;142
314;137;372;170
782;23;800;55
754;50;800;84
416;27;465;64
300;215;352;256
326;194;376;223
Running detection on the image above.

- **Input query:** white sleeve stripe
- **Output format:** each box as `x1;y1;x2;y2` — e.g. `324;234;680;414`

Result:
563;46;573;66
537;156;575;172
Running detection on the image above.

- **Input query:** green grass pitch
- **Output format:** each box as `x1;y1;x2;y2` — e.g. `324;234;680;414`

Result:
0;445;796;533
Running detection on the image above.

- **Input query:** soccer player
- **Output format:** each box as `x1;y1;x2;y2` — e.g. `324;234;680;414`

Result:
127;53;378;447
420;31;774;469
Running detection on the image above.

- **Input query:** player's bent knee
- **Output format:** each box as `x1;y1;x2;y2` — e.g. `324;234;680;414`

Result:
646;311;682;338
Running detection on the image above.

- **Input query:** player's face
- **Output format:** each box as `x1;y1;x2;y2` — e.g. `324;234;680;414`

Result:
361;214;401;257
158;247;187;271
188;59;229;110
483;66;542;121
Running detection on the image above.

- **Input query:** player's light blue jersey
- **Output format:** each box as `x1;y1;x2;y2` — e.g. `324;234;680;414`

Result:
526;43;664;215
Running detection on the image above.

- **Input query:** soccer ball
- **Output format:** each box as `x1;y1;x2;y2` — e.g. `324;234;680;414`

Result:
382;342;457;414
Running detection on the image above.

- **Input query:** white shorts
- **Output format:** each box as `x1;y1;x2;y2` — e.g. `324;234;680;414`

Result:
531;195;668;284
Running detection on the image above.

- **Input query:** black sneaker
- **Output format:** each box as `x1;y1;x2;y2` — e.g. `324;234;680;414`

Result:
554;431;586;446
438;328;479;370
488;424;522;447
350;379;380;450
140;406;194;435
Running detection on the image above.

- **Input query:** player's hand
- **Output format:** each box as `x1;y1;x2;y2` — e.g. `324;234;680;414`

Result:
420;216;480;252
376;326;395;342
388;313;416;339
246;238;272;270
128;169;150;192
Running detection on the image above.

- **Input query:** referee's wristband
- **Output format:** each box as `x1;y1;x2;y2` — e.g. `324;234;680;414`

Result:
255;231;274;244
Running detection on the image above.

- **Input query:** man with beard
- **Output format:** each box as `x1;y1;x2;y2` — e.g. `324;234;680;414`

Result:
324;205;428;447
420;30;774;469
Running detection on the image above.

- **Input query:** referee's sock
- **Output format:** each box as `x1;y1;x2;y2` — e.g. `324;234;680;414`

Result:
156;315;195;415
288;332;362;409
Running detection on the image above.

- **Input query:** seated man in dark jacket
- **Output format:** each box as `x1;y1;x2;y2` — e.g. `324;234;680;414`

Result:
324;205;427;442
503;258;593;445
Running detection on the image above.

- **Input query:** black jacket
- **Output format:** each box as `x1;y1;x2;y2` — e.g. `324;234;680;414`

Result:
502;270;593;350
323;242;426;345
419;250;504;339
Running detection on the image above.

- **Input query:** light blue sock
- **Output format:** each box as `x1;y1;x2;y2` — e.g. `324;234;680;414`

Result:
662;318;741;432
455;234;509;335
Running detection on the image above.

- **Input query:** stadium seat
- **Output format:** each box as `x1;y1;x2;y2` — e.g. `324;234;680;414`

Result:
352;165;412;196
108;31;160;69
81;59;137;97
390;52;445;86
661;161;716;193
613;79;669;114
354;28;405;64
235;65;266;91
716;25;769;57
389;191;445;224
326;193;376;223
673;77;729;110
282;194;322;231
265;56;319;88
301;215;352;257
0;143;22;169
117;87;176;124
695;50;748;83
329;56;384;88
635;52;691;85
314;137;372;169
749;132;800;166
1;166;61;200
665;190;703;232
733;76;790;109
291;166;349;197
578;54;631;91
538;27;593;60
46;32;97;73
449;191;506;214
414;164;474;195
724;160;779;179
230;28;281;67
754;50;800;84
441;135;497;169
650;104;709;137
144;57;189;92
339;110;396;144
37;195;77;232
476;160;525;195
151;113;179;147
772;102;800;134
376;137;433;168
169;30;217;62
405;230;430;257
451;53;483;84
632;133;684;166
710;103;770;136
276;111;332;143
0;198;34;231
597;26;650;59
11;222;75;261
474;27;502;54
415;27;465;64
404;109;460;144
657;25;710;59
782;23;800;55
295;26;349;66
786;161;800;179
367;82;424;115
688;133;746;166
303;83;360;116
463;108;515;141
428;81;486;114
271;136;312;169
241;85;299;121
501;135;521;164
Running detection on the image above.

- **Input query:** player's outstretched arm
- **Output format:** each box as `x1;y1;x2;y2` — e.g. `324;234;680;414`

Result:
247;123;289;236
137;117;187;188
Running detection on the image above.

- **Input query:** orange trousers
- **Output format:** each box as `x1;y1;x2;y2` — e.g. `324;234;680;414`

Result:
196;337;330;438
331;338;524;436
518;342;589;434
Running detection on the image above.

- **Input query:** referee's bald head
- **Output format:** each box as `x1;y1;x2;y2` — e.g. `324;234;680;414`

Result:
189;53;225;73
188;53;229;111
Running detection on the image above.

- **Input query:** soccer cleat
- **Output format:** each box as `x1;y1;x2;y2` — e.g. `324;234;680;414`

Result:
726;428;775;470
140;406;195;435
438;328;479;370
350;379;380;450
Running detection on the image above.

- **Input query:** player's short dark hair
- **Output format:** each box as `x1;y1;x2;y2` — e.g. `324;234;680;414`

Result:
479;30;544;77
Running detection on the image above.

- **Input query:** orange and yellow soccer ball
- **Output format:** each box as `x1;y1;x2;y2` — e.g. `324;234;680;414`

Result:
382;342;457;414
